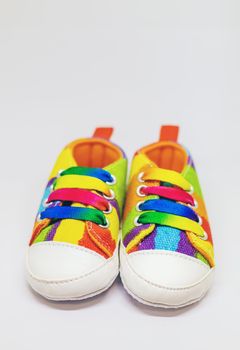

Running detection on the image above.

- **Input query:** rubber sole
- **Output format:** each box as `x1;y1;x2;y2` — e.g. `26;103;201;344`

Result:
119;243;214;309
120;272;208;309
28;271;119;301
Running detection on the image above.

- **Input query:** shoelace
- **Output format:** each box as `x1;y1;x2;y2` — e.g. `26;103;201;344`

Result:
134;167;208;240
39;167;116;228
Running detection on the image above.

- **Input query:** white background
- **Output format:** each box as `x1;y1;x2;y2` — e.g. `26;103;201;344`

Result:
0;1;239;349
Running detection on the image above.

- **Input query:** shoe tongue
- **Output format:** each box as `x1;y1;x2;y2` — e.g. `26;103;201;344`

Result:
133;144;193;190
136;139;190;175
49;147;78;179
49;136;126;179
130;152;157;178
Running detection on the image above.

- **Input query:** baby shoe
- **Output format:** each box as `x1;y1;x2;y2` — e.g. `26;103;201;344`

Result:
120;125;214;308
27;127;127;301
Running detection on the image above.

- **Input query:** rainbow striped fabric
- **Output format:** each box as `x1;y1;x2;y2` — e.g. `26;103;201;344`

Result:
122;127;214;267
29;133;127;259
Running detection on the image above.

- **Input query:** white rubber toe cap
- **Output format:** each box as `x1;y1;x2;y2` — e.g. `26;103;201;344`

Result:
26;242;119;300
120;244;214;308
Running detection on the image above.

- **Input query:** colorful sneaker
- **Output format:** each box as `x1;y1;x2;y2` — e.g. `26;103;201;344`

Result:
27;128;127;301
120;125;214;308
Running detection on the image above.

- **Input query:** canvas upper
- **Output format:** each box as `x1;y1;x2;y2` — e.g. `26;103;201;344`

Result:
27;127;127;300
120;125;214;307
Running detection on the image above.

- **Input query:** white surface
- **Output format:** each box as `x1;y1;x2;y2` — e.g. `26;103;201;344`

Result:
120;245;214;307
27;243;106;281
27;242;119;300
0;0;239;349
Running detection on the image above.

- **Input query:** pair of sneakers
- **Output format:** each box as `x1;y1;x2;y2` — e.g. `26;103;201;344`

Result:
26;125;215;308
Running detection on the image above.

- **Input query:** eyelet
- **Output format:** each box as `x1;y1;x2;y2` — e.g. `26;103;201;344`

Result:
134;216;142;226
43;198;50;208
138;172;145;183
136;201;144;212
188;185;194;194
36;213;41;222
99;218;110;228
193;199;198;208
136;185;147;197
103;189;115;200
200;231;208;241
188;199;198;209
106;174;116;185
57;169;64;178
103;203;113;214
197;215;203;226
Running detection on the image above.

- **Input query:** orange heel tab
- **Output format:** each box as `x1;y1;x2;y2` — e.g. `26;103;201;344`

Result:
159;125;179;142
92;127;114;140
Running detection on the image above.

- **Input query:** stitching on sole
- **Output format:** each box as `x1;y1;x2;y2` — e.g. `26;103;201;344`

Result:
121;248;214;291
126;249;210;270
31;272;119;301
27;245;118;284
120;273;207;309
29;241;109;259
